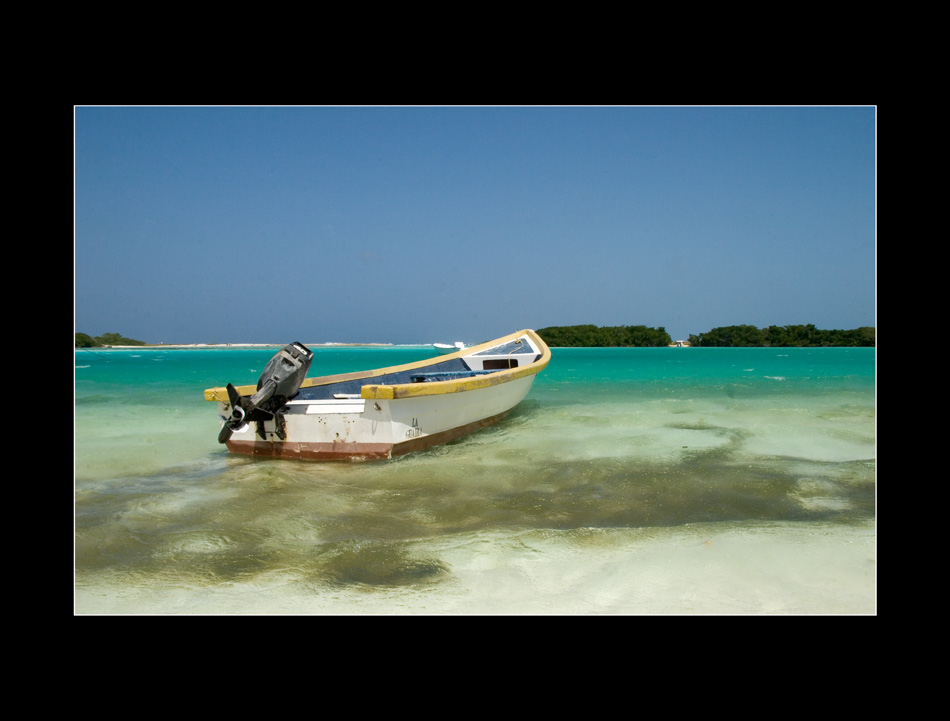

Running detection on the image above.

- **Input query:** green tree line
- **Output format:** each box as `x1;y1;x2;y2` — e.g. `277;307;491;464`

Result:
75;332;146;347
537;323;875;347
537;325;673;347
688;324;874;347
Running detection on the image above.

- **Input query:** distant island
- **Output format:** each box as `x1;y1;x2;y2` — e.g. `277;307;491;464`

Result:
538;325;672;347
536;324;875;347
75;332;145;347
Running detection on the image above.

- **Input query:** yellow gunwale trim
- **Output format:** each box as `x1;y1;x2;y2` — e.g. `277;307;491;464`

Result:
204;329;550;403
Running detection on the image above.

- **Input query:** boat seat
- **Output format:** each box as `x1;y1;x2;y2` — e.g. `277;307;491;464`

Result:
410;371;495;382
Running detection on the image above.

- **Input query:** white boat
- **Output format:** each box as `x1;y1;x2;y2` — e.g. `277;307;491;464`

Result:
205;329;550;461
433;341;467;354
668;340;691;347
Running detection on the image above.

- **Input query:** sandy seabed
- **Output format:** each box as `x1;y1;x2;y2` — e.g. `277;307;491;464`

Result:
75;520;875;615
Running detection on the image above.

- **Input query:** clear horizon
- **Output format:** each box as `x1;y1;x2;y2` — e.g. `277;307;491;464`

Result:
75;106;876;345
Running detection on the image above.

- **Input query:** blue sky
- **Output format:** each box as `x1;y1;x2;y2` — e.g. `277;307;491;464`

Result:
74;106;876;344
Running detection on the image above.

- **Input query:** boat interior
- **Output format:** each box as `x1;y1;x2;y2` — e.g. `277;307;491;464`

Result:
294;339;543;401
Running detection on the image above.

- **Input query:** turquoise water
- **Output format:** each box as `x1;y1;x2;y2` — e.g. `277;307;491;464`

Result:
74;345;876;614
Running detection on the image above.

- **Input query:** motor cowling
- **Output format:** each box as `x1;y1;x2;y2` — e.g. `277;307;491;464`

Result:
218;342;313;443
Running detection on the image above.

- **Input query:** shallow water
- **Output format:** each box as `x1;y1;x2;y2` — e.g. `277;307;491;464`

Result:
74;346;876;614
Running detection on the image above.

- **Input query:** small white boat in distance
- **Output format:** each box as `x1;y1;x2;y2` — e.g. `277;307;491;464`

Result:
433;341;467;354
206;329;550;461
669;340;691;347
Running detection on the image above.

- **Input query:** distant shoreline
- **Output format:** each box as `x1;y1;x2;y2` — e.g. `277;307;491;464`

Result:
105;342;398;349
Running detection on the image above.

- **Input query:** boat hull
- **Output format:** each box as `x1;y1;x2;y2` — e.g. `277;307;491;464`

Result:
222;372;535;460
208;330;549;461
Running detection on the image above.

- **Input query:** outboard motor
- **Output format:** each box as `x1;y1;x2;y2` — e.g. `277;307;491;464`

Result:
218;342;313;443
